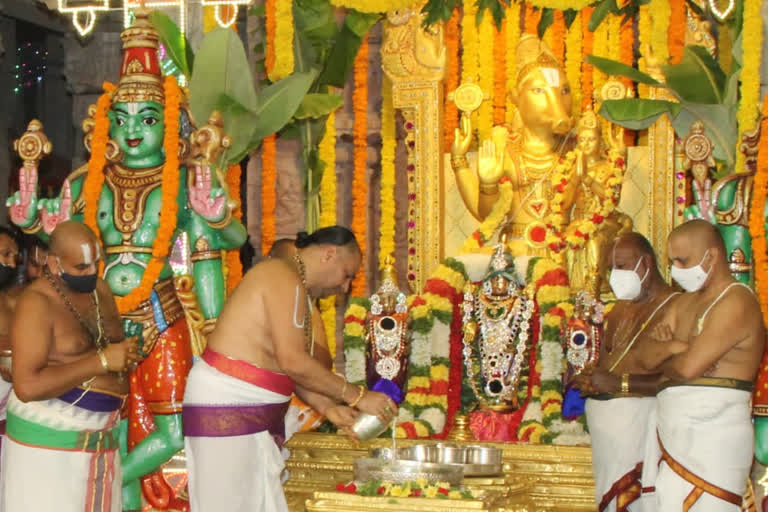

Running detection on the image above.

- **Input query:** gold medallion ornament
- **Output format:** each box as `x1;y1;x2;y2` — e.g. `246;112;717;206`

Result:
449;80;489;115
13;120;52;170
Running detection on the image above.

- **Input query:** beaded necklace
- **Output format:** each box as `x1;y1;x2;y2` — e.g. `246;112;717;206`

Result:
293;253;314;353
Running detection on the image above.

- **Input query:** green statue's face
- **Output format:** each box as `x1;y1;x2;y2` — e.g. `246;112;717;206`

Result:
109;101;165;168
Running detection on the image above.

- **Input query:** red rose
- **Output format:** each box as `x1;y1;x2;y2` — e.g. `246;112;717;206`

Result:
591;214;604;224
472;231;484;242
499;176;511;185
345;483;357;493
410;489;422;497
616;158;625;167
336;483;345;492
438;488;450;495
377;486;386;495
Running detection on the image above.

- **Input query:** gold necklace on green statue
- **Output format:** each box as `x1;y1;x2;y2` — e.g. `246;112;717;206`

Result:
293;253;315;353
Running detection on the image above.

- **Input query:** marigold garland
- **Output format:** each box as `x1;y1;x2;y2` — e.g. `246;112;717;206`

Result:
580;7;594;110
505;2;521;125
379;77;397;267
637;2;651;98
619;14;635;90
225;163;243;295
493;19;507;125
607;13;621;68
351;36;369;297
264;0;276;80
261;135;277;255
269;0;294;81
550;10;565;65
667;0;685;65
523;3;541;35
528;0;590;7
459;179;513;253
736;0;764;174
478;13;495;141
591;19;609;104
749;96;768;330
329;0;416;12
565;11;582;117
649;0;670;65
542;149;579;252
461;0;479;128
318;112;338;360
444;9;460;152
84;76;181;314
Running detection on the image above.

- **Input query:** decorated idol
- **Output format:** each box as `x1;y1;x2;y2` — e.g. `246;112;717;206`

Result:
461;241;535;413
7;9;246;511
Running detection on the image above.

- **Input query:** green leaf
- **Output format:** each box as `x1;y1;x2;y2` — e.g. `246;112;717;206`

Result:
598;98;681;130
190;28;259;125
587;0;615;32
148;10;193;76
585;55;663;86
294;0;338;45
537;9;554;39
723;68;741;106
671;104;737;165
249;70;318;143
294;93;344;119
662;45;726;104
317;12;379;88
345;10;381;37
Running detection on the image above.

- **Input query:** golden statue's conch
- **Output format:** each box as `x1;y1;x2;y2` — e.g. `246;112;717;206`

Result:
450;35;578;258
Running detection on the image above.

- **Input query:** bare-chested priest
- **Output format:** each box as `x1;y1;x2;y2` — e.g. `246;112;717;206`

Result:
641;219;765;511
2;221;139;511
574;233;680;512
183;226;397;512
0;227;20;442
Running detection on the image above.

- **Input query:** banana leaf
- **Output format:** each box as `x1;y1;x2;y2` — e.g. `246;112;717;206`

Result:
249;70;318;144
585;55;662;86
598;99;681;131
662;45;726;104
587;0;615;32
318;11;380;88
149;10;194;77
294;93;344;120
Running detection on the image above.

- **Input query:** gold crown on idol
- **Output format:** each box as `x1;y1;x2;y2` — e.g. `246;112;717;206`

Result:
113;7;165;105
377;255;400;294
578;105;598;131
516;34;563;85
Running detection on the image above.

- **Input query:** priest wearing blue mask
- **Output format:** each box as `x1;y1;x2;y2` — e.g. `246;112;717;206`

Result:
574;232;679;512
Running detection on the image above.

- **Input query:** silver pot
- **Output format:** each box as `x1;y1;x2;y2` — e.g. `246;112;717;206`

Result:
354;457;463;485
434;443;467;464
350;413;390;441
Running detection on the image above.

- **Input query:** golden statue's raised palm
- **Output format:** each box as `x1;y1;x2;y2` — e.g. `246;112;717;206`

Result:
478;139;504;185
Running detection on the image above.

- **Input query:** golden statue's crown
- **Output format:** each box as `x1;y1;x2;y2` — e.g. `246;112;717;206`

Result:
578;105;598;131
378;255;399;293
516;34;563;85
113;8;165;105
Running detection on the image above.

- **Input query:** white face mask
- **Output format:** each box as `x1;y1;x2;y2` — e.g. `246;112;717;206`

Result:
609;257;648;301
670;250;711;292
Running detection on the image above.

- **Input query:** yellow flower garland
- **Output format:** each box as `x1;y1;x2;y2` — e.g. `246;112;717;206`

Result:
461;0;479;128
459;180;513;253
736;0;764;174
351;36;369;297
608;13;621;69
542;149;579;250
379;77;396;266
478;13;494;141
329;0;417;13
591;20;609;101
528;0;590;7
84;77;181;314
637;2;651;98
269;0;294;81
649;0;670;65
565;11;582;117
318;111;337;367
505;2;520;125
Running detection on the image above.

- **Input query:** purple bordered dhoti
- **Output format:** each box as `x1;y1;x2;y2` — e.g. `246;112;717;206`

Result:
182;348;295;512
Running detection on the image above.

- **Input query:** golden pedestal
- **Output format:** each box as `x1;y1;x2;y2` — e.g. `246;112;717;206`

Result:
283;433;597;511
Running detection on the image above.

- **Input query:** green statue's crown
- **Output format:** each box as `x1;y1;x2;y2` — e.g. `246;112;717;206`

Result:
114;7;164;105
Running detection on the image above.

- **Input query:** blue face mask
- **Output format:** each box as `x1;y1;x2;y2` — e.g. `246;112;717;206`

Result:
57;258;97;294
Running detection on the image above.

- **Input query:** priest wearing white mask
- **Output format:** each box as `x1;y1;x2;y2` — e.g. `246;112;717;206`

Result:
639;219;765;511
574;232;680;512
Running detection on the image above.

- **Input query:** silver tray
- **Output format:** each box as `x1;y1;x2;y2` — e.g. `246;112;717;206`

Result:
369;444;503;478
354;457;464;485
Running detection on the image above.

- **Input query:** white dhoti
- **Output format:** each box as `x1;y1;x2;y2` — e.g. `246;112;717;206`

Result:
0;388;124;512
586;396;658;512
183;349;294;512
656;381;753;511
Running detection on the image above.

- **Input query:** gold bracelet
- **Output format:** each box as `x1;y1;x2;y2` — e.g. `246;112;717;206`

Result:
349;386;366;408
190;250;223;262
96;349;109;373
621;373;630;394
451;154;469;169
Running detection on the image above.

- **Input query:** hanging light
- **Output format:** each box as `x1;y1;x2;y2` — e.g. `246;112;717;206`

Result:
201;0;250;29
57;0;109;37
708;0;735;22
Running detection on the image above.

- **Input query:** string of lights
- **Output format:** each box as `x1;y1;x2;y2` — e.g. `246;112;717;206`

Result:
13;42;49;95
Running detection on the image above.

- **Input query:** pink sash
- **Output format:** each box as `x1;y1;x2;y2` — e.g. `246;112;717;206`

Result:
201;348;295;397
